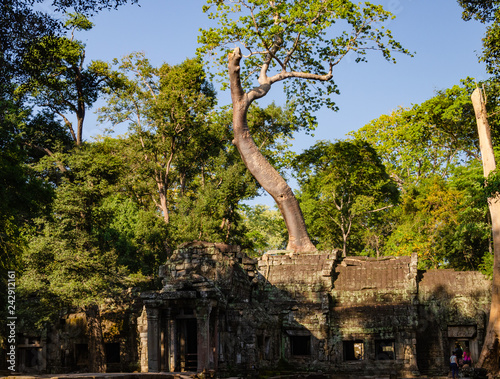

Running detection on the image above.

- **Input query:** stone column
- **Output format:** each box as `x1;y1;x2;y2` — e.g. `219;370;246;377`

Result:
146;307;160;372
137;306;149;372
167;314;177;371
211;306;219;371
196;301;213;372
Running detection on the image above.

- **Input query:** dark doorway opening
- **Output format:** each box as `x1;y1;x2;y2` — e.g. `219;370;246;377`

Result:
75;343;89;367
178;318;197;371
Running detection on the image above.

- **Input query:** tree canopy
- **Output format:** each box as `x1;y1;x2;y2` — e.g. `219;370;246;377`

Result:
198;0;412;128
294;139;399;256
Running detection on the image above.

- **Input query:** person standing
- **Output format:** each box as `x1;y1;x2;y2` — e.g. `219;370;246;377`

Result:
450;351;459;379
463;349;473;366
454;342;464;367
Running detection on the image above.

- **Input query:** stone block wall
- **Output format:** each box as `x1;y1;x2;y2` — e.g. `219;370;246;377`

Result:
159;241;258;303
258;251;337;288
332;255;418;305
327;255;420;376
256;251;337;370
416;269;491;375
14;242;492;378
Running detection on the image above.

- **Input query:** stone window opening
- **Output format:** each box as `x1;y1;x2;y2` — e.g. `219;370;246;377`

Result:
343;340;364;361
375;340;396;360
105;342;120;364
291;335;311;356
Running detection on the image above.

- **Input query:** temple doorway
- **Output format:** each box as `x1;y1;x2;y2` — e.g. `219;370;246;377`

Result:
178;318;197;371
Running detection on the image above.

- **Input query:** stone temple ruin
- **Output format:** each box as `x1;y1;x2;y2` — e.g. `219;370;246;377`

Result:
7;242;492;377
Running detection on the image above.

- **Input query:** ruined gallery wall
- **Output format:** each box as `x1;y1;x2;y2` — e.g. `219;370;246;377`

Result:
257;251;491;377
416;269;491;375
13;242;492;377
17;302;142;375
328;255;419;376
257;251;337;369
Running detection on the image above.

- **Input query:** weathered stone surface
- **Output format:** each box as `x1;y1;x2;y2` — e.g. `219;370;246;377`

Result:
13;244;491;378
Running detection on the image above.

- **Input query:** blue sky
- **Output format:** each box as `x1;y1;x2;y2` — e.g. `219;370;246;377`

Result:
52;0;489;204
76;0;488;140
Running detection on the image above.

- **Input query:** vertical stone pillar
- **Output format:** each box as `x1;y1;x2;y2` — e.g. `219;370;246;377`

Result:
146;307;160;372
196;301;213;372
211;306;219;371
167;314;177;371
137;306;149;372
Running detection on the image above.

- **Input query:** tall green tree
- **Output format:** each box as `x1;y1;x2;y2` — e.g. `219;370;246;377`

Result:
383;170;490;269
17;13;117;148
0;100;54;277
198;0;411;252
351;80;496;268
1;0;138;355
443;163;491;271
294;140;399;256
19;141;155;372
85;137;170;275
99;54;218;225
459;0;500;77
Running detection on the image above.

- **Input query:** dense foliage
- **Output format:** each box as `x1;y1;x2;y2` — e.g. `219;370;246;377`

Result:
349;78;499;271
294;140;399;256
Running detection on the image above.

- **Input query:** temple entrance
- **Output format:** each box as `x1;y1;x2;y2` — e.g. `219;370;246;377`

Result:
447;325;479;364
178;318;197;371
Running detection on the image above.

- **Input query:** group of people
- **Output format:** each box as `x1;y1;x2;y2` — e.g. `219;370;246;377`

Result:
450;342;473;379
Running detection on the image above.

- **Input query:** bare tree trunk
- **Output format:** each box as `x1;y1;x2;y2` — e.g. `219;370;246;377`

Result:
472;87;500;374
85;304;107;373
157;182;169;224
74;63;85;146
228;50;316;252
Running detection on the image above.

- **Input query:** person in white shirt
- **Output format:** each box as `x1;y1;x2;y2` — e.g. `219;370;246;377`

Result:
450;351;459;379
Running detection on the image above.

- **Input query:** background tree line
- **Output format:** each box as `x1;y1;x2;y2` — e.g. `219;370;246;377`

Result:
2;0;500;373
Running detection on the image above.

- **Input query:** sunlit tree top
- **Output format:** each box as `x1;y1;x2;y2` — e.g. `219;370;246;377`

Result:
198;0;412;126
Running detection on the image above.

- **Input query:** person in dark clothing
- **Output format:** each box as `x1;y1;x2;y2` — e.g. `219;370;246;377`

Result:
454;342;464;363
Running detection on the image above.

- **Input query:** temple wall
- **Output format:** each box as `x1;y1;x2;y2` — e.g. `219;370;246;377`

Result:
12;243;492;378
328;255;419;376
416;269;491;375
